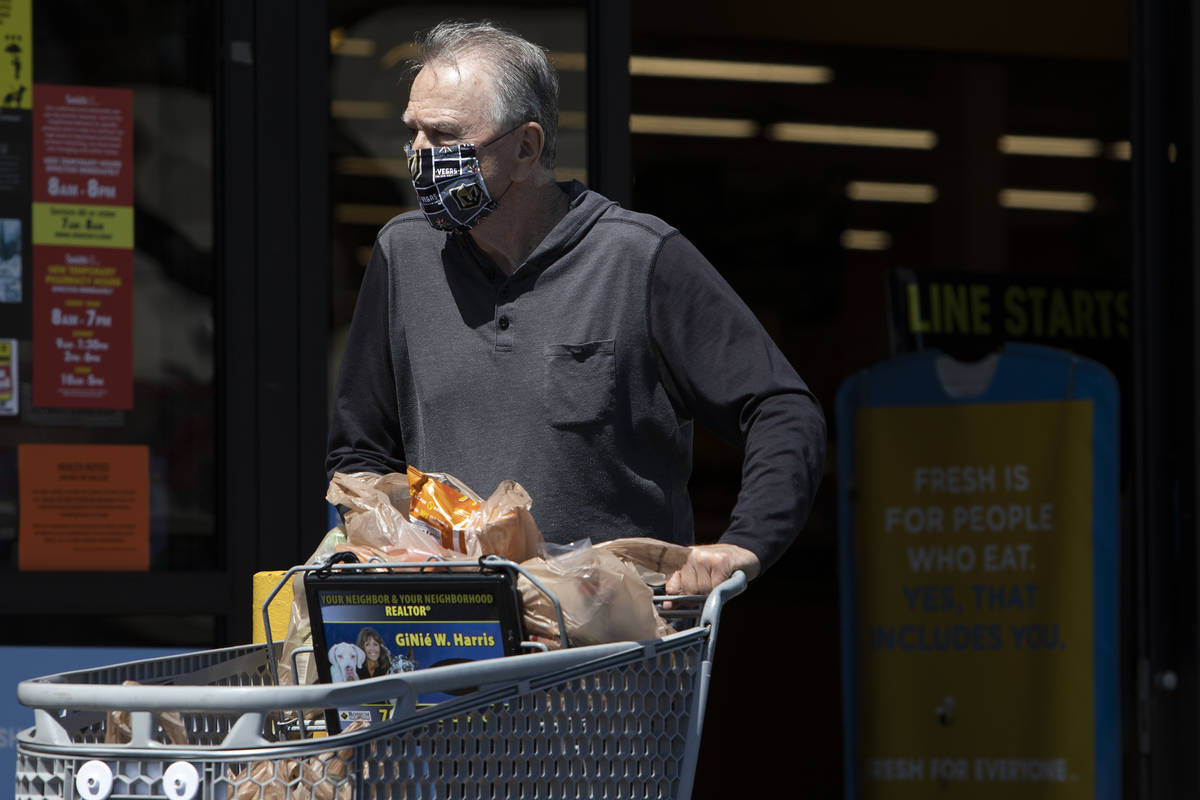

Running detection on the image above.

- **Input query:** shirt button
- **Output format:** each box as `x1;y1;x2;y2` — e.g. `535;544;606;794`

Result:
498;315;510;330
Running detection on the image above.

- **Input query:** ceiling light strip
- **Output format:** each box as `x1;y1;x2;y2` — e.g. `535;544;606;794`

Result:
768;122;937;149
559;111;587;130
998;189;1096;212
331;100;393;120
551;52;587;71
998;135;1103;158
630;56;832;85
841;230;892;251
847;181;938;203
381;42;419;70
331;37;376;58
630;114;758;138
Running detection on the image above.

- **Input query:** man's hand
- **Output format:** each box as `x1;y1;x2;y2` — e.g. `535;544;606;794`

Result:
665;543;761;596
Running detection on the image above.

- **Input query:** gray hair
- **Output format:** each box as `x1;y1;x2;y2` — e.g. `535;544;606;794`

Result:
414;20;559;170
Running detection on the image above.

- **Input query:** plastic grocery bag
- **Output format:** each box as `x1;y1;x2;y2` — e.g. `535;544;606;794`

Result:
517;540;670;648
596;537;692;589
464;480;544;564
327;471;456;560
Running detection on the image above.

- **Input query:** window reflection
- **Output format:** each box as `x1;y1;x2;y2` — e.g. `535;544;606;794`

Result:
0;1;215;570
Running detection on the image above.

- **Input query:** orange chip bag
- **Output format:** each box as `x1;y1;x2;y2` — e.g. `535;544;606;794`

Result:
407;466;481;552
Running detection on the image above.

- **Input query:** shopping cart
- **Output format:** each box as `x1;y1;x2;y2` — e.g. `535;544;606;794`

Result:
15;558;745;800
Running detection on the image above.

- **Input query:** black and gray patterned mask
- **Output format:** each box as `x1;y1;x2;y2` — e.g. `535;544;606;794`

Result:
404;125;521;232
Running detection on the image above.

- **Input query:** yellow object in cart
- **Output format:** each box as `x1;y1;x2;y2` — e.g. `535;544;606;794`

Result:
252;570;293;644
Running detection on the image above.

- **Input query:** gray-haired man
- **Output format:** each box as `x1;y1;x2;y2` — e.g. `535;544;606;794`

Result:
327;20;827;595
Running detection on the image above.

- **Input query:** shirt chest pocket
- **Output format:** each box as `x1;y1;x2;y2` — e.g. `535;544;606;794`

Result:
543;339;616;427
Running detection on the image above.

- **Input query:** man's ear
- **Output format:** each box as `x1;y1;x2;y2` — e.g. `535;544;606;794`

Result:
511;122;545;182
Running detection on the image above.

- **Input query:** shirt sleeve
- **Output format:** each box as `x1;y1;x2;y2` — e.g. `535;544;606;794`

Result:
325;241;407;480
649;232;827;571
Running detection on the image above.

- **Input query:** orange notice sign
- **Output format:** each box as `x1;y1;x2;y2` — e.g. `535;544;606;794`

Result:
18;444;149;570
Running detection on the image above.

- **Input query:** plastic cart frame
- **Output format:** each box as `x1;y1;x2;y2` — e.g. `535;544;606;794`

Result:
16;563;745;800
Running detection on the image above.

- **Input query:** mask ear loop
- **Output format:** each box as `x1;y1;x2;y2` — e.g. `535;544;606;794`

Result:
472;122;530;219
490;178;515;206
479;121;529;150
462;133;519;226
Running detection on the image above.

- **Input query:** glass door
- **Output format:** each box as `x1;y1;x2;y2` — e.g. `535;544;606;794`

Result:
0;0;220;647
0;0;333;649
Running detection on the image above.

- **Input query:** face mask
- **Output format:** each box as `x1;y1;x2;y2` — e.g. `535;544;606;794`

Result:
404;125;521;232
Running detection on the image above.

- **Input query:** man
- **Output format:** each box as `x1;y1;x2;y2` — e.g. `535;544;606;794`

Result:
327;20;826;595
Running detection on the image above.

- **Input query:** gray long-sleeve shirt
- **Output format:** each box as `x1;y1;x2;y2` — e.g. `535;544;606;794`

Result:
326;182;826;570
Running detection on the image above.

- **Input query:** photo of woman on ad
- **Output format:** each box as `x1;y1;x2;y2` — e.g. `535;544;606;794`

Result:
355;627;392;679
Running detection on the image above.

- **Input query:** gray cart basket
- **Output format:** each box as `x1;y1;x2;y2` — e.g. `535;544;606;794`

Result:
16;566;745;800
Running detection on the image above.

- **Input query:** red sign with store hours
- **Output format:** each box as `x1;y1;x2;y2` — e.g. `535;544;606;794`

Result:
31;83;134;409
32;84;133;206
32;244;133;408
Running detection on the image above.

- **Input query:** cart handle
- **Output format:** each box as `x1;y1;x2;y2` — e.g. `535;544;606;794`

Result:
17;639;641;715
701;570;747;663
18;639;650;749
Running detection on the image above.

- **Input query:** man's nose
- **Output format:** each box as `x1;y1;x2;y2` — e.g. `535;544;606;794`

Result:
411;130;431;149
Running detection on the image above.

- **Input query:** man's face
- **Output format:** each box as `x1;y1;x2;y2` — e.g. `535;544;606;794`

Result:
402;57;519;217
